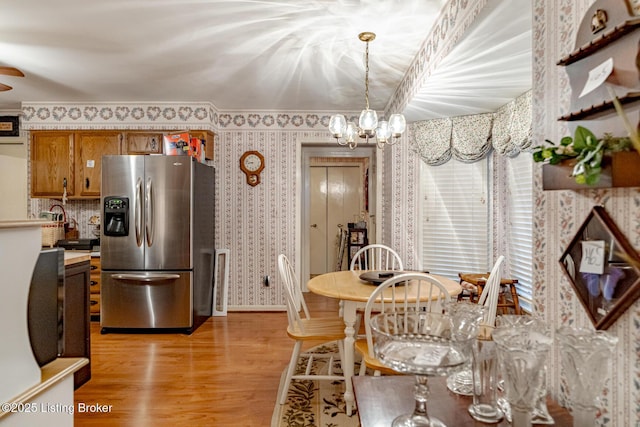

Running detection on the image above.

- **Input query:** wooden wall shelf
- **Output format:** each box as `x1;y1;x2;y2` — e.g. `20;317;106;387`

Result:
558;91;640;121
557;18;640;66
543;151;640;190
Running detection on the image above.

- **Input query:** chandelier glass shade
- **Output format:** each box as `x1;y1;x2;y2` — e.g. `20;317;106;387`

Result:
328;32;406;149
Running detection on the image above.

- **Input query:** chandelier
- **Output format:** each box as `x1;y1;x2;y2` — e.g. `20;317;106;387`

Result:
328;32;406;149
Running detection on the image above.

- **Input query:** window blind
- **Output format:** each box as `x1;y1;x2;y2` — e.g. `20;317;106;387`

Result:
505;154;534;312
419;158;490;281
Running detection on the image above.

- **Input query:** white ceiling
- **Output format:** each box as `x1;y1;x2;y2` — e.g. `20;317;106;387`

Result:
0;0;532;122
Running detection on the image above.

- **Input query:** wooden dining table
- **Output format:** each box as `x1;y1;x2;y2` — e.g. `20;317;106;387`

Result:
307;270;462;416
353;375;574;426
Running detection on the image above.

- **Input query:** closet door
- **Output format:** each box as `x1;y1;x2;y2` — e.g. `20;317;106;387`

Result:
309;165;362;275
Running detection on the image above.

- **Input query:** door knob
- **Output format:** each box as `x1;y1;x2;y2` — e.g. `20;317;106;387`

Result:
310;224;318;228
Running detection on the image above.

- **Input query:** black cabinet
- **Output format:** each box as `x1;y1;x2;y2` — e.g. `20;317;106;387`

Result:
62;260;91;388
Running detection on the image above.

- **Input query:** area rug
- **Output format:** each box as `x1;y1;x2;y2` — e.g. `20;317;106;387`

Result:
271;343;361;427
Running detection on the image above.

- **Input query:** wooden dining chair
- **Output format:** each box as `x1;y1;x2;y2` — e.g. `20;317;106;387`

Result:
349;243;404;271
277;254;347;405
354;272;451;376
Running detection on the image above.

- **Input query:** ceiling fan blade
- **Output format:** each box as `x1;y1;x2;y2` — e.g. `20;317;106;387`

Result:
0;67;25;77
0;83;12;91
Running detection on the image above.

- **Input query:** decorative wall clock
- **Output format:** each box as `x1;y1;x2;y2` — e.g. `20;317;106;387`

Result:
240;150;265;186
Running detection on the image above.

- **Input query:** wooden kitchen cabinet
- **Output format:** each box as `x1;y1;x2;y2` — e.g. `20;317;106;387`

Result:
63;260;91;389
30;131;75;198
30;129;213;199
190;130;215;160
75;131;122;198
31;130;122;199
124;131;164;154
89;255;101;318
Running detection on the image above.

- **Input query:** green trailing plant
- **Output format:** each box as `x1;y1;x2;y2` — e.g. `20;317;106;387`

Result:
532;126;633;185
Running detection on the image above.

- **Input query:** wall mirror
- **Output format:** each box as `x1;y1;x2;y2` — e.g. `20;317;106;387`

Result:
559;206;640;329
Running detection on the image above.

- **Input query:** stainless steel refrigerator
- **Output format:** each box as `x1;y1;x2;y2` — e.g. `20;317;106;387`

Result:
100;155;215;333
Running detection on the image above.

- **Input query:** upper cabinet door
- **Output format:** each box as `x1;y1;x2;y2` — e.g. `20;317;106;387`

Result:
124;132;163;155
75;131;122;198
189;130;214;160
31;131;75;198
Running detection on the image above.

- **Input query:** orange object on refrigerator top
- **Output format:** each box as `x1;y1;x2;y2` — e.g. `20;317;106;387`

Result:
190;137;205;163
163;132;191;156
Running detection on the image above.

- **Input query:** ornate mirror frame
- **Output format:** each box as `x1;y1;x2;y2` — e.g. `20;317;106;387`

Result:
559;206;640;330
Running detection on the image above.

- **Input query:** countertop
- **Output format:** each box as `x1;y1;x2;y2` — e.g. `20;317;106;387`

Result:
63;251;92;266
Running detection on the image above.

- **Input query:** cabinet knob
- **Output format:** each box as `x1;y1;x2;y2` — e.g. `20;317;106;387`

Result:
310;224;317;228
85;178;90;189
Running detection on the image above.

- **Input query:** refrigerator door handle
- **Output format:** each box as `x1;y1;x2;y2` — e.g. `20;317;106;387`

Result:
135;177;143;247
145;177;154;247
111;273;181;282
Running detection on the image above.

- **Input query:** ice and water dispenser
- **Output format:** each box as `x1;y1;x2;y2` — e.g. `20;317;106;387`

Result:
104;197;129;236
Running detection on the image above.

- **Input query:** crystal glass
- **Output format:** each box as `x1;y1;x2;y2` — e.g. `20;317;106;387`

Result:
468;325;504;423
493;324;553;427
445;302;485;396
556;327;618;427
495;315;554;424
371;311;471;427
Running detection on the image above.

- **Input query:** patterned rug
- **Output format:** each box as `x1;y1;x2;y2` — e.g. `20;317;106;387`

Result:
271;343;361;427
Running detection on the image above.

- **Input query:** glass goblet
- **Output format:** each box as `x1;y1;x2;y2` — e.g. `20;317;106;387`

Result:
445;302;485;396
371;311;471;427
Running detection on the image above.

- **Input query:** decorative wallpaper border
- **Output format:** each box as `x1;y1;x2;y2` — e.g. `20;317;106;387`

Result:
216;111;355;131
21;102;217;130
386;0;488;116
19;102;365;134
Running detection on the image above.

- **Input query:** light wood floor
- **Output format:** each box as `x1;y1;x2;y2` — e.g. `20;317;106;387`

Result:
74;293;339;426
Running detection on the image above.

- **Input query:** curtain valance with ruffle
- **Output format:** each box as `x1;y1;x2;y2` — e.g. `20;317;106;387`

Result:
410;90;532;165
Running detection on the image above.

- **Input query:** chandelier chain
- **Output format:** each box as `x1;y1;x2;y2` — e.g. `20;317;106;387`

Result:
364;40;370;110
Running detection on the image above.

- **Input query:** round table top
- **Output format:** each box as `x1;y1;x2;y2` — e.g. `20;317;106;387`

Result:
307;270;461;303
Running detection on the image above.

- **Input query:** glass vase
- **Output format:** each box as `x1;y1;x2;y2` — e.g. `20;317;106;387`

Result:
493;323;553;427
468;325;504;423
445;302;485;396
556;327;618;427
495;315;554;424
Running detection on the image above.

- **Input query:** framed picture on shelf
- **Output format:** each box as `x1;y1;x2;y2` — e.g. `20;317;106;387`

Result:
559;206;640;329
350;230;365;245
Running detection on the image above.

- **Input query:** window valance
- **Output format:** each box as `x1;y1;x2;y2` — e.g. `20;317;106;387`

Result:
410;90;532;165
